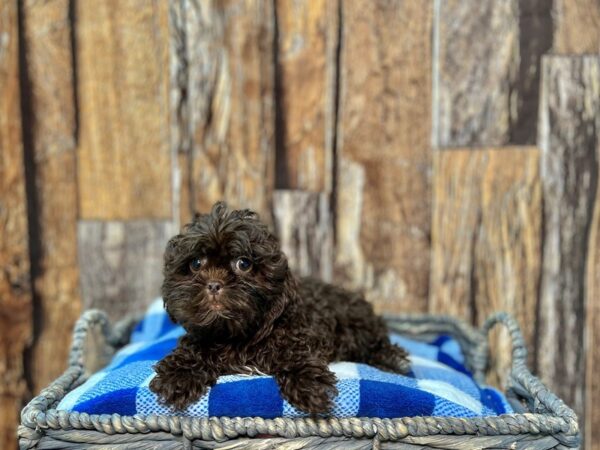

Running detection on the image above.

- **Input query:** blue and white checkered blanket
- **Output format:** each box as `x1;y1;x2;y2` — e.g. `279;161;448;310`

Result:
57;299;512;418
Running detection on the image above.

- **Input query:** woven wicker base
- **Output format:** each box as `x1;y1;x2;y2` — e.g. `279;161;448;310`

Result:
18;311;580;449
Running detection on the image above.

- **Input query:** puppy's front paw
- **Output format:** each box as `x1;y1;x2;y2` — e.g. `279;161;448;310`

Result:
276;360;338;415
150;360;209;410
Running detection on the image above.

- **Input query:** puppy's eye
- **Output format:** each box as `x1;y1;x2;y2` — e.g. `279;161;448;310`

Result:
189;257;205;272
235;257;253;272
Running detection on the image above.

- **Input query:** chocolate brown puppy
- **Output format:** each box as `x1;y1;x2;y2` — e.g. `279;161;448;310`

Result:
150;202;410;414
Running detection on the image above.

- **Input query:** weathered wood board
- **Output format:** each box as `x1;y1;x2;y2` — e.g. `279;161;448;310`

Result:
76;0;171;220
334;0;432;314
169;0;275;224
433;0;552;146
586;167;600;450
429;147;541;385
273;191;333;281
78;221;174;320
537;55;600;440
433;0;518;147
0;1;33;447
553;0;600;54
20;0;82;394
274;0;338;192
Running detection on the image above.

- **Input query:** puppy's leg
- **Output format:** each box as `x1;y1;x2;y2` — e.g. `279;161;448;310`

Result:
150;346;217;411
367;341;411;374
273;355;338;415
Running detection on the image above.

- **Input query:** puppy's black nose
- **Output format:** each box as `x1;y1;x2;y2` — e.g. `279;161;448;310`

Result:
207;281;222;294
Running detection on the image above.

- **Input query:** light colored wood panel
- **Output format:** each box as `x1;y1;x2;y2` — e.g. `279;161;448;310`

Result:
433;0;518;146
170;0;275;222
429;147;541;386
273;191;333;281
21;0;82;395
78;221;174;320
77;0;171;220
274;0;337;191
553;0;600;54
0;1;33;448
586;163;600;450
537;55;600;441
335;0;432;313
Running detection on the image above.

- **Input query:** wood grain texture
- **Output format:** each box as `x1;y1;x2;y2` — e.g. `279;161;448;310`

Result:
170;0;275;224
335;0;432;314
76;0;171;220
0;1;33;447
274;0;337;192
433;0;518;147
553;0;600;54
78;221;174;320
586;160;600;450
429;148;541;385
273;191;333;281
20;0;81;395
537;55;600;440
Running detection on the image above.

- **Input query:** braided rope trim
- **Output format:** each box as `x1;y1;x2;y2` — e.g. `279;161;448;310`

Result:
18;310;581;449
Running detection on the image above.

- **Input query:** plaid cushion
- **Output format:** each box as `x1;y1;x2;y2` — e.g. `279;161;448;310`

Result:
58;299;512;418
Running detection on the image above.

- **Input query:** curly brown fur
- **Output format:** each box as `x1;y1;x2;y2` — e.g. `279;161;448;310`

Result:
150;202;410;414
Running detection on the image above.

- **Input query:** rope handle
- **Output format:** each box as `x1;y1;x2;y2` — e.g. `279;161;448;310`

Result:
480;311;529;368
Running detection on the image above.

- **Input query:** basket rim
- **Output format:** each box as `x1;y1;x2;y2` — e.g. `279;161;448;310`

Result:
18;308;580;448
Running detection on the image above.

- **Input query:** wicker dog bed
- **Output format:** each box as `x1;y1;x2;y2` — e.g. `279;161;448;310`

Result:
18;310;579;449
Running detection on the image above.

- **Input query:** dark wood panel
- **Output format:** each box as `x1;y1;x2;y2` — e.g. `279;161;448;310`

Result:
78;221;173;320
274;0;338;192
0;1;33;448
429;147;541;385
170;0;276;224
273;191;333;281
21;0;81;394
76;0;172;220
335;0;432;314
537;55;600;442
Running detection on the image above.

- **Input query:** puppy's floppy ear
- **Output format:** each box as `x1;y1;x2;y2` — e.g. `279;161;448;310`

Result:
163;235;183;266
251;267;297;344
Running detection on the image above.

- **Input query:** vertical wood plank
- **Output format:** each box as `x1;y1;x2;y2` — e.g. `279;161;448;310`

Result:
586;164;600;450
429;147;541;384
21;0;81;394
274;0;337;191
273;191;333;281
433;0;553;146
78;221;173;320
553;0;600;54
335;0;432;313
537;55;600;440
76;0;172;220
433;0;518;147
0;1;33;447
170;0;275;223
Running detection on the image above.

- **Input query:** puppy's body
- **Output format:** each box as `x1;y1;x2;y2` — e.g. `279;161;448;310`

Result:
150;203;409;414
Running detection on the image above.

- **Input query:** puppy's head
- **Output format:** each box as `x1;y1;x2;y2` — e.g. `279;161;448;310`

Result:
162;202;294;340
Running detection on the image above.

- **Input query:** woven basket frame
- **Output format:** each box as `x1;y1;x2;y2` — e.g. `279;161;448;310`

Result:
18;310;580;449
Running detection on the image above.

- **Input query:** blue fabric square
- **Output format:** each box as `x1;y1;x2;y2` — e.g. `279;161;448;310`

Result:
358;380;435;417
208;378;283;418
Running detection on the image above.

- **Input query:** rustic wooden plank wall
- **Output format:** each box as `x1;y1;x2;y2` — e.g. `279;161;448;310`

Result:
430;147;541;385
1;1;600;449
538;56;600;448
335;0;432;314
0;2;32;448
